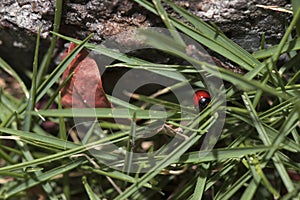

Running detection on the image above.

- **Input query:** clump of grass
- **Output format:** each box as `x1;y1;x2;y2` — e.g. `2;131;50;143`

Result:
0;0;300;199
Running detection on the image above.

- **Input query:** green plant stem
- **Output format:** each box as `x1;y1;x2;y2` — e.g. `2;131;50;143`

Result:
37;0;63;86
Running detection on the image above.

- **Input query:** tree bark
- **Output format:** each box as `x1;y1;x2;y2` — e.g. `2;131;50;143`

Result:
0;0;291;73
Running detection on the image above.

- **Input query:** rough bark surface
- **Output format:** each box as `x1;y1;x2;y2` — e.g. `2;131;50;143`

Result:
0;0;291;73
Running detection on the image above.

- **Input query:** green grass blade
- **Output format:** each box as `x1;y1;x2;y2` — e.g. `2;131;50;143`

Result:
107;95;140;110
51;32;149;65
253;37;300;59
18;28;57;199
241;93;271;145
135;0;262;71
152;0;185;46
0;131;127;172
52;33;195;83
164;0;261;71
32;108;175;119
176;146;270;164
240;178;259;200
242;93;295;193
3;159;85;199
0;127;78;150
58;92;67;140
191;163;210;200
215;172;251;200
272;7;300;65
80;165;153;189
82;176;100;200
202;64;291;100
23;27;40;132
114;114;217;200
36;0;63;85
292;0;300;35
123;112;136;174
43;71;74;110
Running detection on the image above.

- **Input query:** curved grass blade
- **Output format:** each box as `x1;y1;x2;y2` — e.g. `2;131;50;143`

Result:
0;57;29;98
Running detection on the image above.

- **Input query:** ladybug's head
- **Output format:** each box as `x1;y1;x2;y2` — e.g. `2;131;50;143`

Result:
193;90;211;111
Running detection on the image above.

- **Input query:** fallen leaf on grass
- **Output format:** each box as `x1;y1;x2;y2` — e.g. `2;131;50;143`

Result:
60;43;111;109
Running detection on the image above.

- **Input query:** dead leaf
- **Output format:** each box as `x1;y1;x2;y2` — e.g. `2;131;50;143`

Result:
60;43;111;109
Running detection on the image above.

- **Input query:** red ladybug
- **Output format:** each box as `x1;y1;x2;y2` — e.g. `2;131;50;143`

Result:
193;90;211;111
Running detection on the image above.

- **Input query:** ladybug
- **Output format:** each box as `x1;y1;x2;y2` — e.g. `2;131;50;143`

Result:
193;90;211;111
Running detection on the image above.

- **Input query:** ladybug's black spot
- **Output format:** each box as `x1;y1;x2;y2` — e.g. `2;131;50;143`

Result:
198;97;211;111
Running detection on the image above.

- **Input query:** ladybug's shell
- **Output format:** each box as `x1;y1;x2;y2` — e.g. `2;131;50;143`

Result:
193;90;211;109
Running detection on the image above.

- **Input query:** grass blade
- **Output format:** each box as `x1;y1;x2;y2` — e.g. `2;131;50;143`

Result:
152;0;185;46
3;159;85;199
0;57;29;98
32;108;175;119
36;0;63;85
